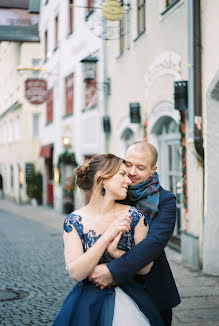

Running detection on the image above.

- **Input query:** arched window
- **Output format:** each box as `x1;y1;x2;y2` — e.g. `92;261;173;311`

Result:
151;116;183;248
121;128;134;157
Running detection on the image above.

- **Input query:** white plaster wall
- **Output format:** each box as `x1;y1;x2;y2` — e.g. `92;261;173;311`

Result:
107;0;187;154
107;0;204;254
0;42;43;203
201;0;219;275
39;0;104;211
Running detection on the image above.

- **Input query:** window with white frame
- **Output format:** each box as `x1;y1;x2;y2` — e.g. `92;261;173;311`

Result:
69;0;74;33
65;73;74;115
119;17;124;55
33;113;40;138
55;15;59;49
137;0;145;35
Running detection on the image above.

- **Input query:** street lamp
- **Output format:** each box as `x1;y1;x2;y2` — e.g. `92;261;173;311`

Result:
63;136;71;149
81;55;98;80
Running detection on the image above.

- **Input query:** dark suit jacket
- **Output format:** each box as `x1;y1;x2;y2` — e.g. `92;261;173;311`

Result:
107;187;181;312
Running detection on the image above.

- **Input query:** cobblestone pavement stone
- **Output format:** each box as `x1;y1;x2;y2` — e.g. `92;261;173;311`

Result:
0;203;75;326
1;198;219;326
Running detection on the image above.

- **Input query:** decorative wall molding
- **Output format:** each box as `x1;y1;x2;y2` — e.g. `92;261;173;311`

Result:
147;101;180;135
144;51;182;99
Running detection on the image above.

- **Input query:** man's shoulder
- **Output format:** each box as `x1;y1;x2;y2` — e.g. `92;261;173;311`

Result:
159;186;176;202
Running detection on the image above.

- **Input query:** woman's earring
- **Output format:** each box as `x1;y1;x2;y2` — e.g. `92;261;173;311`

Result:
101;186;106;197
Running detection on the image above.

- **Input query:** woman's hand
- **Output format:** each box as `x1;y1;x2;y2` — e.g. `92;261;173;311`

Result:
103;212;131;242
107;232;123;258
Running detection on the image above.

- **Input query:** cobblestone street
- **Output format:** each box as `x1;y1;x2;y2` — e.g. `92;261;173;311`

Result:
0;201;75;326
0;198;219;326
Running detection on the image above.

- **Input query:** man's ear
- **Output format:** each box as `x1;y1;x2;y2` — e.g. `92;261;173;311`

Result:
150;165;157;177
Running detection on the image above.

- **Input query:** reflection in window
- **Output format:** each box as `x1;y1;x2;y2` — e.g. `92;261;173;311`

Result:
137;0;145;35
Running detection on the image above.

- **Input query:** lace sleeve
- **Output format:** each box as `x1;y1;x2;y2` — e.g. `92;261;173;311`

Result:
131;207;149;245
129;207;145;229
64;213;84;237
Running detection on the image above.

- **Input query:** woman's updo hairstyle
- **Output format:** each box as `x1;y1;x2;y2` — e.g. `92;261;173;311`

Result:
75;153;126;192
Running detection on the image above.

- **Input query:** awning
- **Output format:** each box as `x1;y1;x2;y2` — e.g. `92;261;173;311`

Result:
40;144;53;158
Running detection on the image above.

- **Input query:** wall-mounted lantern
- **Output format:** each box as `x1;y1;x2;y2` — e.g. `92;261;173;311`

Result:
174;81;188;111
81;55;98;80
103;115;111;133
129;102;141;123
63;136;71;149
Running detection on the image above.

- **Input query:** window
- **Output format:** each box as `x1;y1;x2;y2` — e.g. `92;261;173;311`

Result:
87;0;93;14
119;18;124;55
84;79;97;108
55;15;59;49
33;113;40;137
162;0;180;12
44;30;48;60
69;0;74;33
166;0;175;6
10;165;14;192
15;115;20;140
46;89;53;124
137;0;145;35
65;73;74;115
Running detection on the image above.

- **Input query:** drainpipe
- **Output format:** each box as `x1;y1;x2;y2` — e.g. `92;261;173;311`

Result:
102;17;110;153
192;0;204;159
188;0;204;268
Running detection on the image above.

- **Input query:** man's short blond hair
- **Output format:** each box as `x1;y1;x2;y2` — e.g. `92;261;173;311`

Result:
128;141;158;167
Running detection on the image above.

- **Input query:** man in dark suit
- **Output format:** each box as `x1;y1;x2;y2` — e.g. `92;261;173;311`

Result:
89;142;181;326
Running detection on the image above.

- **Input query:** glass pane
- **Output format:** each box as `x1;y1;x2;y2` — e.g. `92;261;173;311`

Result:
168;144;172;172
169;175;173;192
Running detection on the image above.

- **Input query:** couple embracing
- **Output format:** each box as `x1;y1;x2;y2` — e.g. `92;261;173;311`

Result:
52;141;181;326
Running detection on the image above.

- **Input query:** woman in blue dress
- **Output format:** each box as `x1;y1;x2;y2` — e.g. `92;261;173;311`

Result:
52;154;164;326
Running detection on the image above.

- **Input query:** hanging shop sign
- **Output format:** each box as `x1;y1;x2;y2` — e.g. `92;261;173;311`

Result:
102;0;124;21
25;79;47;104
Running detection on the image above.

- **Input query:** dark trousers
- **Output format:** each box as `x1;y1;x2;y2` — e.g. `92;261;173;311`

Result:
160;309;172;326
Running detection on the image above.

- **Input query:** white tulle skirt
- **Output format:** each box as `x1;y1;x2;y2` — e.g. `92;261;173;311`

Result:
112;287;151;326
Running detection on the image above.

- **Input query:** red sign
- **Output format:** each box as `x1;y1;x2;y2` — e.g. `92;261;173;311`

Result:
25;79;47;104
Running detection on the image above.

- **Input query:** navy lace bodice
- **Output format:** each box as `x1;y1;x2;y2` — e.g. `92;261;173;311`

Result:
64;207;144;264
